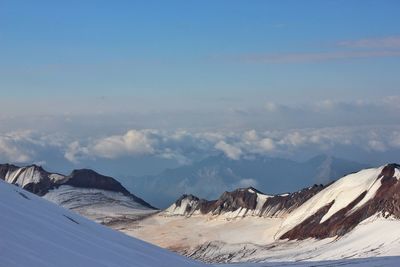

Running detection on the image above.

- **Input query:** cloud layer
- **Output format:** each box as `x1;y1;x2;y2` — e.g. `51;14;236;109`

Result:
1;96;399;172
62;125;400;163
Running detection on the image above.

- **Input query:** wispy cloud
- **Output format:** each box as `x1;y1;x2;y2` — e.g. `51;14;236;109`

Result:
338;36;400;49
227;50;400;64
216;35;400;64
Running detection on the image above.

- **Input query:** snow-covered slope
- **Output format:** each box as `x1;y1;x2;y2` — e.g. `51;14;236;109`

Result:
279;163;400;240
186;214;400;263
0;164;157;224
0;180;205;267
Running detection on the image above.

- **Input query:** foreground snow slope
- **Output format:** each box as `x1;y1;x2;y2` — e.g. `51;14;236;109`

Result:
0;180;205;267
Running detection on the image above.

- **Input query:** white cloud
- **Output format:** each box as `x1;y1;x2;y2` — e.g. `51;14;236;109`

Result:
243;130;258;143
2;125;399;168
63;126;400;164
368;140;387;152
265;102;279;112
0;139;32;163
64;141;89;163
92;130;155;158
390;132;400;148
281;131;308;147
215;141;242;160
260;138;275;151
0;130;61;164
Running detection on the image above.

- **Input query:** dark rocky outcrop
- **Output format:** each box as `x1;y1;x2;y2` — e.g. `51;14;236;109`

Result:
202;187;260;215
0;164;54;195
64;169;131;195
169;185;325;217
64;169;156;209
260;184;325;217
0;163;19;178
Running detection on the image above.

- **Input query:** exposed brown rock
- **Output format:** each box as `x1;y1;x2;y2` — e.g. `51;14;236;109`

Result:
171;185;325;218
280;164;400;240
261;184;324;217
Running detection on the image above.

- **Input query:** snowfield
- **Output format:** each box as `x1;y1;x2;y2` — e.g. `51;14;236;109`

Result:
126;212;400;264
181;214;400;263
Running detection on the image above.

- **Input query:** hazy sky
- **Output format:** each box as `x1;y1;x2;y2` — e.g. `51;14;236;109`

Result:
0;1;399;175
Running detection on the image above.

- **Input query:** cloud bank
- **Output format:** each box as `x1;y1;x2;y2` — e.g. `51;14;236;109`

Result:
1;96;399;173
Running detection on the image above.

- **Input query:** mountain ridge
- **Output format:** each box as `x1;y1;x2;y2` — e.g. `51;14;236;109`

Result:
0;163;157;224
125;163;400;264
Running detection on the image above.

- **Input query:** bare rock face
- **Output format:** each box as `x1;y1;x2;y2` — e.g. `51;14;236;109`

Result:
194;187;260;216
280;164;400;240
0;164;19;178
260;184;324;217
64;169;131;195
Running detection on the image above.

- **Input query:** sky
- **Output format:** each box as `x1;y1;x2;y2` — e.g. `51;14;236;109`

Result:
0;1;400;176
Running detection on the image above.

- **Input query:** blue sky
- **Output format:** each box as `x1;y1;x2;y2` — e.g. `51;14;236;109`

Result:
0;1;400;174
1;1;400;104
